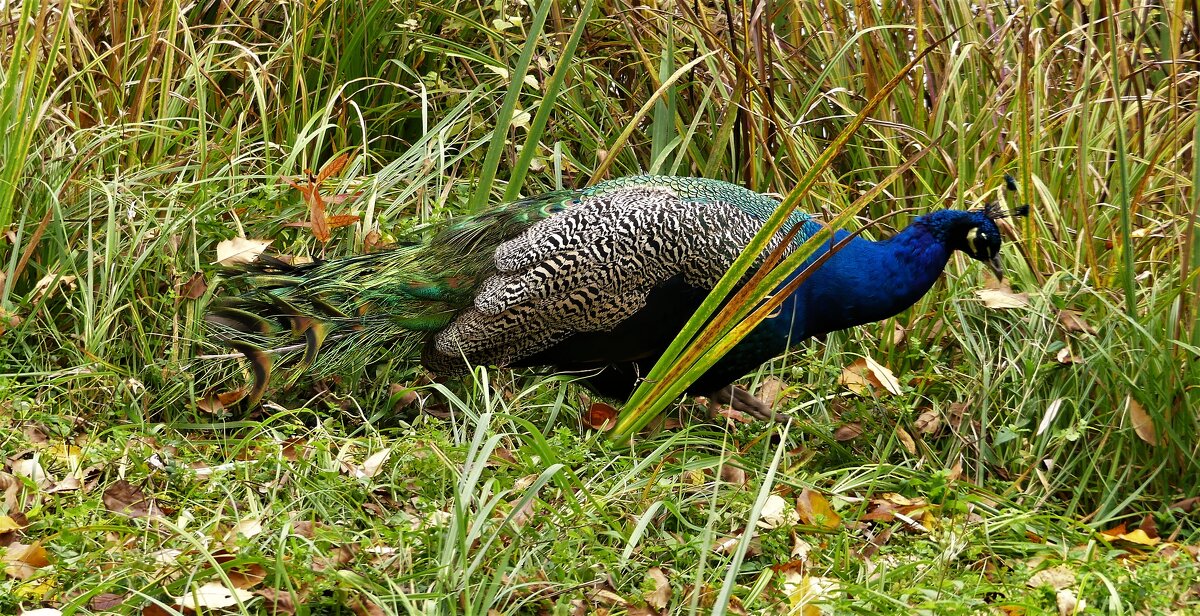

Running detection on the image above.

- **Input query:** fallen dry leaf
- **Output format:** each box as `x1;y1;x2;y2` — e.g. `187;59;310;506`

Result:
758;494;801;529
895;427;916;455
757;377;786;408
1170;496;1200;513
914;408;942;435
1125;396;1157;446
228;517;264;541
3;541;50;580
0;472;19;511
1057;309;1097;335
1098;523;1161;547
175;582;253;610
0;515;24;533
644;567;671;610
31;273;77;303
506;497;536;528
11;456;53;489
1056;588;1082;616
315;152;353;185
796;489;841;531
781;573;838;613
215;237;272;266
582;401;618;431
255;587;299;615
179;272;208;300
353;448;392;479
90;594;126;611
102;479;164;518
227;563;268;590
716;406;753;424
197;388;247;414
327;214;361;229
839;357;902;396
833;422;863;441
1027;564;1076;591
977;287;1030;309
1054;346;1081;365
0;304;23;338
719;464;747;486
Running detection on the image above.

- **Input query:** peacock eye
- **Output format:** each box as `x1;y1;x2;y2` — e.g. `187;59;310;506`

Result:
966;227;981;254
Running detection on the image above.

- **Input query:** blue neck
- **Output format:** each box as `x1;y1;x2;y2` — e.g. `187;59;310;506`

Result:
777;212;965;339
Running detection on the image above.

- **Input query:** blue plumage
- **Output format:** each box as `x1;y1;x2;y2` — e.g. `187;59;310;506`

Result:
209;176;1016;417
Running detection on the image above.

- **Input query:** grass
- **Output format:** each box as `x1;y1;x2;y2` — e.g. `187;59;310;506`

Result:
1;0;1199;614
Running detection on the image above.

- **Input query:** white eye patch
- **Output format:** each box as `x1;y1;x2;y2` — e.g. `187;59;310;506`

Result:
966;227;989;254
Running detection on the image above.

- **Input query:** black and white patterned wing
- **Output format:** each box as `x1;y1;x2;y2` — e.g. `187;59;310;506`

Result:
422;180;786;373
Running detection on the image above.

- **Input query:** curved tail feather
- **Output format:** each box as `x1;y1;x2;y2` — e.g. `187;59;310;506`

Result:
205;247;469;405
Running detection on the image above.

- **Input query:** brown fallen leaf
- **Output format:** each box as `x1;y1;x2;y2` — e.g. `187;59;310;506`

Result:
388;384;420;413
102;479;164;518
285;153;356;244
1027;564;1076;590
0;472;20;511
1057;309;1097;335
179;272;208;300
1170;496;1200;513
756;376;786;408
90;593;127;611
758;494;800;529
719;464;747;486
0;304;23;338
350;448;392;479
644;567;671;610
197;388;247;414
914;408;942;435
716;406;753;424
326;214;361;228
255;587;299;616
3;541;50;579
582;401;618;431
227;563;268;590
1098;523;1161;547
833;422;863;441
1054;346;1081;365
1126;396;1158;446
0;515;24;534
895;427;916;454
796;489;841;531
839;357;902;396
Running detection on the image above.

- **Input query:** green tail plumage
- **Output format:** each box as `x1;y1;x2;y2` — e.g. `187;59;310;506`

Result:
207;189;580;405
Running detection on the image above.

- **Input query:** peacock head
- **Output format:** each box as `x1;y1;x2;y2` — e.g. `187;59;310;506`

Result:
940;203;1028;280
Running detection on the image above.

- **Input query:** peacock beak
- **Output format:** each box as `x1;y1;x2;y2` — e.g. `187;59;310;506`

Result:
987;254;1004;281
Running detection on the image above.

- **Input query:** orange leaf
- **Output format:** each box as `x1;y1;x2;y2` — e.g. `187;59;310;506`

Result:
327;214;361;229
1099;523;1161;547
315;152;353;185
796;488;841;531
582;402;617;431
309;193;330;243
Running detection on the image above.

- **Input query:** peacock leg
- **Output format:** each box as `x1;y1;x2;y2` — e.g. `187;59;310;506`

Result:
708;385;787;423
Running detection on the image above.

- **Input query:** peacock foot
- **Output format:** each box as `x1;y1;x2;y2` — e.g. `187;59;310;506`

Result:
708;385;789;424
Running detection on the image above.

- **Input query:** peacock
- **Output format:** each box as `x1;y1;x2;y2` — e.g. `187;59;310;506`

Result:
207;175;1020;421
